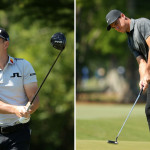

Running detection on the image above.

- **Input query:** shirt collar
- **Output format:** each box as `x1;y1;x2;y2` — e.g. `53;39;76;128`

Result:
130;18;135;32
8;56;15;65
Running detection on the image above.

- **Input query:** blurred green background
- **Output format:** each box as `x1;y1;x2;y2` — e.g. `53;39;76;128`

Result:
76;0;150;103
0;0;74;150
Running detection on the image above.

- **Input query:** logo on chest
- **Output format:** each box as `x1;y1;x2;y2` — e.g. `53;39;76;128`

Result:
10;73;22;78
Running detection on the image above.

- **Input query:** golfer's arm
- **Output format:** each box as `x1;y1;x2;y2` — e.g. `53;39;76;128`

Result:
0;101;16;114
136;56;147;80
24;82;39;114
146;36;150;70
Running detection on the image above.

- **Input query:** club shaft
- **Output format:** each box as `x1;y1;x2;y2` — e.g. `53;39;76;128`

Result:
116;87;143;139
27;50;63;111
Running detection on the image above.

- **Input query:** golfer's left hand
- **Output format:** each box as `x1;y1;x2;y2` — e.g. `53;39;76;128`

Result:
141;77;149;92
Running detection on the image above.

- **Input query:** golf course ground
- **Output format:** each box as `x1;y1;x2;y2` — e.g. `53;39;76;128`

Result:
76;140;150;150
76;103;150;150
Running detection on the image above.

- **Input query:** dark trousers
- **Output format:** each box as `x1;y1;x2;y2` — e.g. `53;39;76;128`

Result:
145;85;150;130
0;123;31;150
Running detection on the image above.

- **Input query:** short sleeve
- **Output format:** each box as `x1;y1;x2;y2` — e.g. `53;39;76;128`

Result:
138;18;150;40
23;60;37;84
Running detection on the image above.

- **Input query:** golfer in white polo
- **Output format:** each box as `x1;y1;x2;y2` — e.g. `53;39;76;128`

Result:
0;28;39;150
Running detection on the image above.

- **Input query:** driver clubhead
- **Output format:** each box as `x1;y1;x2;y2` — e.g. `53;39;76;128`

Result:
50;32;66;51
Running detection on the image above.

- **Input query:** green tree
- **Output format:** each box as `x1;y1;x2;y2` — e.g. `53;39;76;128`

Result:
0;0;74;31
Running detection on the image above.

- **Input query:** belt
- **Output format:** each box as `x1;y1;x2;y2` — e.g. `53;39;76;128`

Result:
0;123;29;134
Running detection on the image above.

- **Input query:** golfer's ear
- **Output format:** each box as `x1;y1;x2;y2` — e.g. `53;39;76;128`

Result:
4;41;9;49
121;13;125;18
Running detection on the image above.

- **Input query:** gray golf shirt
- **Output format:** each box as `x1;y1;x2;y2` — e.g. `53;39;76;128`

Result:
0;56;37;126
127;18;150;62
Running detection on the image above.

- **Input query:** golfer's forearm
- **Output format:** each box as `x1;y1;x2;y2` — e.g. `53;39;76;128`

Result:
0;101;16;114
137;56;147;79
24;82;39;114
139;61;147;80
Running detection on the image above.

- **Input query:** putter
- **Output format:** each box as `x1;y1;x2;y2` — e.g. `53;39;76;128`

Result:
108;86;143;144
19;32;66;123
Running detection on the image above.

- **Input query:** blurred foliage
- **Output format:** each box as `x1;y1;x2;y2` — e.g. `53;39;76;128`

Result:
77;0;150;99
0;0;74;150
77;0;127;83
0;0;73;31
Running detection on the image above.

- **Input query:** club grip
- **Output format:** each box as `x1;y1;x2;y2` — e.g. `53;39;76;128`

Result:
19;117;30;124
139;86;144;96
18;103;31;124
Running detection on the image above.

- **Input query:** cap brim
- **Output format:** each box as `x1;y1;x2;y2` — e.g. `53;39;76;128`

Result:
106;16;121;31
0;35;8;41
107;25;111;31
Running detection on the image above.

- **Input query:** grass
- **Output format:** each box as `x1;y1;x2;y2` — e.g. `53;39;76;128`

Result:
76;103;150;150
76;140;150;150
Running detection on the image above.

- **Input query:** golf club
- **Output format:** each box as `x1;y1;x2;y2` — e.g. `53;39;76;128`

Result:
19;32;66;123
108;86;143;144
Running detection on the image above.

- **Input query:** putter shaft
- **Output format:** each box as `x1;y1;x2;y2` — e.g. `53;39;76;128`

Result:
116;87;143;139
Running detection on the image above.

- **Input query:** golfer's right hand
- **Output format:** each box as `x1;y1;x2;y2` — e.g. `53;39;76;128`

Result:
14;106;30;118
139;79;147;92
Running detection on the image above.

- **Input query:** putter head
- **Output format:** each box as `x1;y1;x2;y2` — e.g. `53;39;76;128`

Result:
107;140;118;144
50;32;66;51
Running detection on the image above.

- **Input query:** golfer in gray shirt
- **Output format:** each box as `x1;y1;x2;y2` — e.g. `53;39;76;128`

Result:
106;9;150;130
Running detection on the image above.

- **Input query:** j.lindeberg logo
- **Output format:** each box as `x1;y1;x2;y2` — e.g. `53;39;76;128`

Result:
10;73;22;78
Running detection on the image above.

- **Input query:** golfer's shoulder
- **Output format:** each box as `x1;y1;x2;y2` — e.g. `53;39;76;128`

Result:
136;18;150;26
14;58;33;67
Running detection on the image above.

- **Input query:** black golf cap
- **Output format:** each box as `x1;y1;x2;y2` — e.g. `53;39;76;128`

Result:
0;28;9;41
106;9;122;31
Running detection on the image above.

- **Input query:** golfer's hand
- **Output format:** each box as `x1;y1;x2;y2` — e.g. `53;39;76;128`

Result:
140;78;148;92
139;80;143;90
14;106;30;118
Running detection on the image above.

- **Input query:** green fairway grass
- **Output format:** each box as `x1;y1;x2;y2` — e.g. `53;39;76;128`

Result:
76;103;150;149
76;140;150;150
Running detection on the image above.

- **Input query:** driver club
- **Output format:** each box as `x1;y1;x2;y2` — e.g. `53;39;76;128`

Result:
19;32;66;123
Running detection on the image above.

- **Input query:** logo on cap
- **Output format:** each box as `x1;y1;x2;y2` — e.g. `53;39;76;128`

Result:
107;19;109;23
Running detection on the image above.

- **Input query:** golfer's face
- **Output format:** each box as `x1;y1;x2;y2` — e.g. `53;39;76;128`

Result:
0;38;9;51
0;38;4;44
0;38;5;49
111;17;126;33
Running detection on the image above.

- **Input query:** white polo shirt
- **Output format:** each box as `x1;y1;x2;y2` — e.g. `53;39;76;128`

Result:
0;56;37;126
